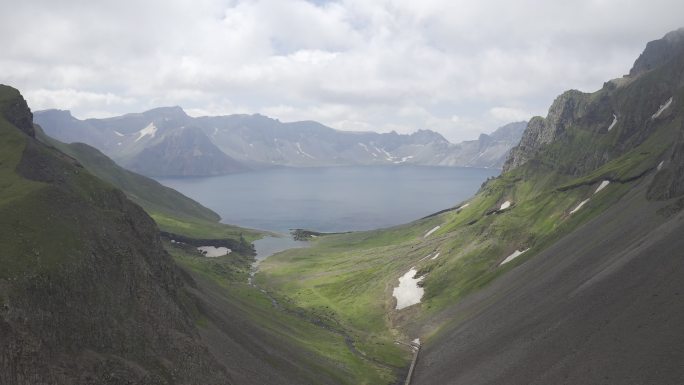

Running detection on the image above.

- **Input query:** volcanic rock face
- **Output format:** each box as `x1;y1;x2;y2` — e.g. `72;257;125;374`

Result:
0;87;34;138
630;28;684;77
503;90;588;172
648;122;684;200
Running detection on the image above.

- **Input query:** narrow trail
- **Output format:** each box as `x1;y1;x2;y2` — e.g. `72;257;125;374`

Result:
403;343;420;385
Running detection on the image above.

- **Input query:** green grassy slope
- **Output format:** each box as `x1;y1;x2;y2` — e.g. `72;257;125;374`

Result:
0;84;234;384
166;239;403;385
36;127;265;242
257;41;684;383
0;102;73;278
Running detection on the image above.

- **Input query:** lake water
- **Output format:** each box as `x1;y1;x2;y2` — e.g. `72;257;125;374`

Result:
253;236;309;262
156;165;499;233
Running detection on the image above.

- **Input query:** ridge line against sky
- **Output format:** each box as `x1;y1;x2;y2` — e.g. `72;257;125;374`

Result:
2;0;683;142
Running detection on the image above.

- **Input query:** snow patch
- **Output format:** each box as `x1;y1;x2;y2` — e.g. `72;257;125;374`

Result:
424;226;441;238
393;268;424;310
197;246;231;257
607;114;617;131
570;199;590;215
652;97;673;119
114;130;125;137
458;203;470;210
430;252;440;260
374;146;394;161
393;156;414;164
296;142;315;159
135;123;157;142
500;249;529;265
657;161;665;171
594;180;610;194
499;201;511;211
412;338;421;346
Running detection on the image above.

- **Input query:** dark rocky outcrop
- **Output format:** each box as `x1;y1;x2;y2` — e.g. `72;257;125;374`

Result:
648;122;684;200
630;28;684;77
0;86;34;138
503;90;592;172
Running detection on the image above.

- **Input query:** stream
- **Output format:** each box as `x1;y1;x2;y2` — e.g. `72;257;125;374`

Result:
247;234;405;374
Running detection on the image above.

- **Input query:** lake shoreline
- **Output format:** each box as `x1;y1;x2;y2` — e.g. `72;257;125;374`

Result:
156;165;499;234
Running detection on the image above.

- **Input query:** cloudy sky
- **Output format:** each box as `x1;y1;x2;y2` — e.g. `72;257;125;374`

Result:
1;0;683;142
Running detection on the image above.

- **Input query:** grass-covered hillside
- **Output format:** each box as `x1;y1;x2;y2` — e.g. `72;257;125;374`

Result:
36;126;265;243
0;84;234;384
258;28;684;384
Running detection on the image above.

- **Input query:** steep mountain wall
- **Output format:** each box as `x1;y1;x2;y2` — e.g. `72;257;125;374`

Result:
411;27;684;385
0;85;231;385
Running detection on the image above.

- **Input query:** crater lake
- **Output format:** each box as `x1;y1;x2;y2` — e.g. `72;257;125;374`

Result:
156;165;499;233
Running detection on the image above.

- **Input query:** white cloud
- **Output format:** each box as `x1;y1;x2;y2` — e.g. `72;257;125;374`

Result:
489;107;534;123
1;0;683;142
25;89;136;118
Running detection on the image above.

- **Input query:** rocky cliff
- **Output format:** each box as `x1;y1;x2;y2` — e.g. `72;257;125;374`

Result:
630;27;684;76
504;28;684;176
0;88;34;137
648;120;684;200
503;90;588;171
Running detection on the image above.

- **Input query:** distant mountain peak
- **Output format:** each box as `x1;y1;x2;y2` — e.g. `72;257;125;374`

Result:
143;105;188;118
36;106;525;172
409;129;449;144
34;108;75;119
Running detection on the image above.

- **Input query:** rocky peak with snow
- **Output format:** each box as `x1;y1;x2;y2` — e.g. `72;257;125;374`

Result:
504;28;684;175
35;109;525;175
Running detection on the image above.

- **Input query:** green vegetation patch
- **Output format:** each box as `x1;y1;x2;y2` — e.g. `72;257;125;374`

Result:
168;240;400;384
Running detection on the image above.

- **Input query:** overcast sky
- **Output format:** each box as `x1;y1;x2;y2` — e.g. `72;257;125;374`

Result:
1;0;683;142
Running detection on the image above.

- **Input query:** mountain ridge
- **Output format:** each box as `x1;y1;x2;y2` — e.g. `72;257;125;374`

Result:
35;108;525;175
